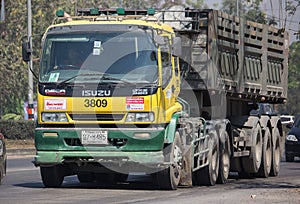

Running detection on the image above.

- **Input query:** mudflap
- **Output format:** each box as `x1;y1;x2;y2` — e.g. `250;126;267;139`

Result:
179;144;193;187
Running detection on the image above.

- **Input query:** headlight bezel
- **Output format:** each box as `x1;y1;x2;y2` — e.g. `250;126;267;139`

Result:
41;112;68;122
126;112;154;122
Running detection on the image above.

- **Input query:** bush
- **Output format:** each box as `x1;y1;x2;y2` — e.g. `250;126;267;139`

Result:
2;113;23;121
0;120;35;140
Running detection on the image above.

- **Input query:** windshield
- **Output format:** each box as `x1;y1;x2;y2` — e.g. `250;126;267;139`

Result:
40;29;158;84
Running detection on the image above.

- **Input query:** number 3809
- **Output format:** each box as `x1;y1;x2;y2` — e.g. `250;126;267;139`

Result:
84;99;108;108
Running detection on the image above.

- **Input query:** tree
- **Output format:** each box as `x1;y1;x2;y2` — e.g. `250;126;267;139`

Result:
279;41;300;114
220;0;267;24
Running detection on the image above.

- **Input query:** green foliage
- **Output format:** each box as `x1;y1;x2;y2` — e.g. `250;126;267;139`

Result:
220;0;267;24
278;41;300;115
0;120;35;139
2;113;23;121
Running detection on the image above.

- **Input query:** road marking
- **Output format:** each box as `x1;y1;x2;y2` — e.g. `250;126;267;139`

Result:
7;167;39;173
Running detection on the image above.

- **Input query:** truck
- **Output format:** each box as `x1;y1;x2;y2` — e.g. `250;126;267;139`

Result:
22;7;289;190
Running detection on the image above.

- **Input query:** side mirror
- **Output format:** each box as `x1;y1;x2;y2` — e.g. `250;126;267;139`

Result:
22;42;31;62
154;34;165;46
172;37;182;57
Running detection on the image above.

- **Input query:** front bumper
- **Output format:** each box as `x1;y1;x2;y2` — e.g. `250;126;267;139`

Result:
34;127;167;170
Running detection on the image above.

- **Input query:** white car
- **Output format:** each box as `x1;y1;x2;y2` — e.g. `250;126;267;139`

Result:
280;115;295;126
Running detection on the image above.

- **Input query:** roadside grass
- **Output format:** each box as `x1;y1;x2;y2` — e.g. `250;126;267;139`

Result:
5;139;35;149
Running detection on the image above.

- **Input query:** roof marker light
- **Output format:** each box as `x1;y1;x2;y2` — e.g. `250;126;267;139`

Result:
56;9;65;17
116;8;125;15
90;8;99;15
147;8;155;15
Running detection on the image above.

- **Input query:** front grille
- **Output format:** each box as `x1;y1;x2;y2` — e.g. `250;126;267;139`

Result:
64;138;127;147
69;114;124;121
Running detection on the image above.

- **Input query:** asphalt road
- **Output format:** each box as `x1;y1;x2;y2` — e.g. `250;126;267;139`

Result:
0;155;299;204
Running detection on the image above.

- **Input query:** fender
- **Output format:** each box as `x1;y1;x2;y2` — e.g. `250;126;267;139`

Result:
164;112;183;143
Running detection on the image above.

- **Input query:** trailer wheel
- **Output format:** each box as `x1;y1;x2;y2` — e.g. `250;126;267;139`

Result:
270;127;280;176
242;123;262;174
193;132;219;186
77;172;95;183
40;165;64;188
256;128;272;178
217;131;230;184
154;132;182;190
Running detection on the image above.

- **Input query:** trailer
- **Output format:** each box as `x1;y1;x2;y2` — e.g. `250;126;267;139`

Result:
23;7;288;190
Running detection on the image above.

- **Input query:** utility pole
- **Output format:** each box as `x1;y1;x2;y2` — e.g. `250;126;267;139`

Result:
236;0;239;17
27;0;34;120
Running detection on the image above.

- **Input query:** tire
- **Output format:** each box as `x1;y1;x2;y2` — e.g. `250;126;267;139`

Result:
270;128;280;176
77;172;95;183
154;132;183;190
217;131;230;184
285;154;294;162
256;128;272;178
193;132;219;186
242;123;262;174
40;165;64;188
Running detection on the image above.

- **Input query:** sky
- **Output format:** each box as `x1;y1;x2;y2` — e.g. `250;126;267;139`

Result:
204;0;300;43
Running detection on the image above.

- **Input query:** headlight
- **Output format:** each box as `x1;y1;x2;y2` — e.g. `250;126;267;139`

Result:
286;134;298;142
42;113;68;122
126;112;154;122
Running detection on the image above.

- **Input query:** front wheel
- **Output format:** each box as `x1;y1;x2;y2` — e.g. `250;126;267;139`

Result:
154;132;183;190
40;165;65;188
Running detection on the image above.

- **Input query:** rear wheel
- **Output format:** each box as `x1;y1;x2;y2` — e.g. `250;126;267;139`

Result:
193;132;219;186
256;128;272;178
217;131;230;184
242;123;262;174
270;128;280;176
41;165;65;188
154;132;182;190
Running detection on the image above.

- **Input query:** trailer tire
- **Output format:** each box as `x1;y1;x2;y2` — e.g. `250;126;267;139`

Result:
193;132;219;186
242;123;262;174
270;127;280;176
217;131;230;184
41;165;64;188
154;132;182;190
77;172;95;183
256;128;272;178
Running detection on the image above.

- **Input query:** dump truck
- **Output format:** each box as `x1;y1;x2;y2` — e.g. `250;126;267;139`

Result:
23;7;289;190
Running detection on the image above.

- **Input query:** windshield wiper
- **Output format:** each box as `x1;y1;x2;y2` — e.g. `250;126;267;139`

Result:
56;72;133;87
100;75;133;85
56;72;108;87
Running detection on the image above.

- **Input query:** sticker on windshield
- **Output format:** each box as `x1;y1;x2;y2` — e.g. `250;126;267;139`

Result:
126;97;144;110
49;73;60;82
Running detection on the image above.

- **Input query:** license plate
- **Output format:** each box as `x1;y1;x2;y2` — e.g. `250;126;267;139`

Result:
81;130;108;145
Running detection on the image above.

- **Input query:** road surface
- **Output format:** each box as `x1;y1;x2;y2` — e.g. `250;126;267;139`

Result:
0;155;299;204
